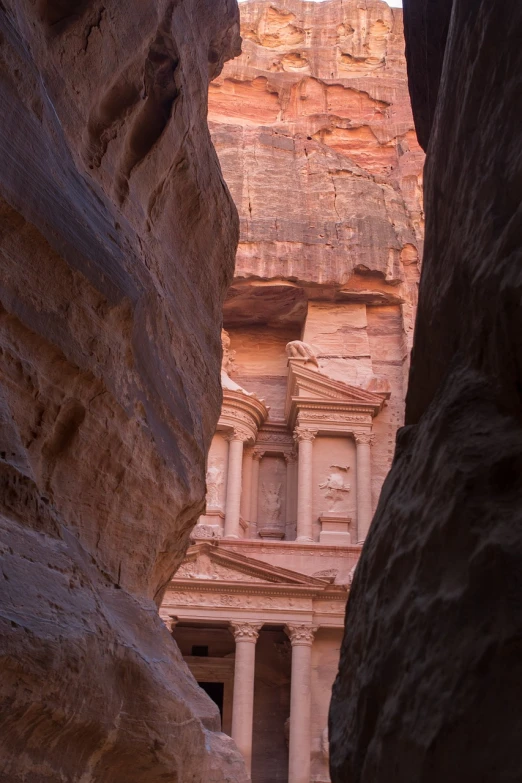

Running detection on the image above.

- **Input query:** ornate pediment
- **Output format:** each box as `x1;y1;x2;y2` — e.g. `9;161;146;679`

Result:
173;542;330;587
285;360;385;429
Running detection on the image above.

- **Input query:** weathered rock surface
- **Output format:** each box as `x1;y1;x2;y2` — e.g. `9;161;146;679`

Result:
209;0;424;522
210;0;424;293
0;0;247;780
330;1;522;781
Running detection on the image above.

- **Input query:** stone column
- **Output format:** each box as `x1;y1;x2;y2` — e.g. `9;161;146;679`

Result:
355;432;373;542
230;621;262;775
285;452;297;531
240;447;254;532
250;450;264;535
293;427;318;542
224;429;248;539
285;624;317;783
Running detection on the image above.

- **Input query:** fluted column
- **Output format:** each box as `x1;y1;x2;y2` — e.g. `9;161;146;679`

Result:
250;450;264;536
241;447;254;533
294;427;318;542
355;432;373;542
285;624;317;783
224;429;248;539
230;621;262;775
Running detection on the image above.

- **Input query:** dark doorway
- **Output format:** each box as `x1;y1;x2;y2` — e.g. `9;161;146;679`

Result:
192;645;209;657
198;681;224;723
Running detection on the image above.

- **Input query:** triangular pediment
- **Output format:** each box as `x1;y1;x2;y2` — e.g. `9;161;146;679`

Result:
285;361;384;424
173;542;330;587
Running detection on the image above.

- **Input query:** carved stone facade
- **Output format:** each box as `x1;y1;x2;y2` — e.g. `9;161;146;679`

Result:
162;318;403;781
161;1;423;781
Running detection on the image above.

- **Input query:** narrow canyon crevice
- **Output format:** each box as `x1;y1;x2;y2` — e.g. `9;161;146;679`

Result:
330;1;522;781
0;0;247;779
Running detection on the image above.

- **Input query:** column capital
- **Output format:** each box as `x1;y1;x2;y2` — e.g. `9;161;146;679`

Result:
285;623;317;646
226;426;251;443
284;451;297;464
293;427;318;444
230;621;263;642
354;432;373;446
252;449;265;462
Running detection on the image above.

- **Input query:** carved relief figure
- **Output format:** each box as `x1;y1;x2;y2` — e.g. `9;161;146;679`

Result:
221;329;256;396
206;459;224;509
258;481;285;539
319;466;351;512
285;339;319;367
262;482;282;523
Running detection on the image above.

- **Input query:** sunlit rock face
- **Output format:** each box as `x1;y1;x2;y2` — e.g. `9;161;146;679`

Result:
209;0;424;293
208;0;424;530
0;0;248;780
330;1;522;781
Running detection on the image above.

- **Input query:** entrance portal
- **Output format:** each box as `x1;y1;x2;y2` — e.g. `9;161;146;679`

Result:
199;681;225;723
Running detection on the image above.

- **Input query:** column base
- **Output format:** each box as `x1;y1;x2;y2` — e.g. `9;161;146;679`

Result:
296;535;314;543
224;534;240;540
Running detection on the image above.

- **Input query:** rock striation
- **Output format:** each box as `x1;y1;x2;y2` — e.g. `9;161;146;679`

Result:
210;0;424;292
330;1;522;781
0;0;247;780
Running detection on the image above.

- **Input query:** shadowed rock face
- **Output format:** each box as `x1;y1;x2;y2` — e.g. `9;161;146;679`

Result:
0;0;248;780
330;1;522;782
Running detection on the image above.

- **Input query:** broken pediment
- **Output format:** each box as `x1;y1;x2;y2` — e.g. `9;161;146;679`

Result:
173;542;331;587
285;360;385;428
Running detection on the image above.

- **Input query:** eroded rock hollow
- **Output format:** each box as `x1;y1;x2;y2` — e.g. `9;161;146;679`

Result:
0;0;248;779
330;1;522;781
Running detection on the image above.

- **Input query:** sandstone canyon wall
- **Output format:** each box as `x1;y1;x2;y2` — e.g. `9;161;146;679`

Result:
209;0;425;513
0;1;248;780
330;1;522;781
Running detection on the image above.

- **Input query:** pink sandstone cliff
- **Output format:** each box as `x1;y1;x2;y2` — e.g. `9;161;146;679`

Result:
0;1;248;780
209;0;425;514
330;0;522;781
210;0;424;290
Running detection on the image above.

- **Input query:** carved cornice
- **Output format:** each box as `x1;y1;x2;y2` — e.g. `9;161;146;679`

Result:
285;623;318;646
167;582;347;603
230;621;263;642
219;389;269;444
255;421;294;450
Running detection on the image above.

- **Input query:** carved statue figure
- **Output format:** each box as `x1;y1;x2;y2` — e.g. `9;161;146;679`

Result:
285;339;319;366
319;466;351;512
221;329;257;397
206;460;224;508
262;482;282;523
221;329;236;374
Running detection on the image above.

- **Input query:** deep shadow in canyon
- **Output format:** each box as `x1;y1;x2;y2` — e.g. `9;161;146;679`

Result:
0;0;249;780
330;1;522;781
